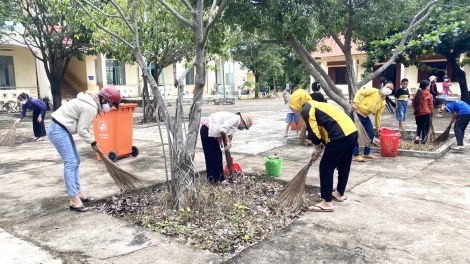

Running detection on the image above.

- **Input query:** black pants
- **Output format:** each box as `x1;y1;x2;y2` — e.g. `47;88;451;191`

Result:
200;125;225;183
455;114;470;146
32;111;47;137
415;114;430;144
319;131;358;202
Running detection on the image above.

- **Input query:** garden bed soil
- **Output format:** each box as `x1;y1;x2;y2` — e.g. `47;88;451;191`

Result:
93;174;320;258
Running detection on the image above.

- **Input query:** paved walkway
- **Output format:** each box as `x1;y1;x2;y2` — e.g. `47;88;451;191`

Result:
0;98;469;263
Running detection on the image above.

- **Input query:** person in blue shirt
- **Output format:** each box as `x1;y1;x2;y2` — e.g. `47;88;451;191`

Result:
14;93;48;141
444;100;470;151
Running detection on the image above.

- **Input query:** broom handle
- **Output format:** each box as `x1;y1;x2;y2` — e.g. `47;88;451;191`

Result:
220;132;234;179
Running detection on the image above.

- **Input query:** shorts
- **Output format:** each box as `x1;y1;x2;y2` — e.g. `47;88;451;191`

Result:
286;113;300;123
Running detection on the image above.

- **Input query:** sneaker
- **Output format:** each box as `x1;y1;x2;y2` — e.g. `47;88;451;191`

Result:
436;114;443;118
352;156;366;162
363;154;377;159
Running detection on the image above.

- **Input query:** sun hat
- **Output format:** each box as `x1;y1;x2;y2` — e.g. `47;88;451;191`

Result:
239;113;253;130
429;75;437;82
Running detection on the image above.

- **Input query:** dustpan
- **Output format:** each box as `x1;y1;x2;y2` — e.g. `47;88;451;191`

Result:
224;157;243;176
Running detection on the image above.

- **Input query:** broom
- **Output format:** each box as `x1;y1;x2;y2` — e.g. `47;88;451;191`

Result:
434;120;453;144
276;154;320;213
96;149;143;190
299;124;307;145
221;133;234;181
353;111;372;147
0;124;17;147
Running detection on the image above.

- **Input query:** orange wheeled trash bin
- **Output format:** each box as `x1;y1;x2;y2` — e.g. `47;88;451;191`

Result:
92;103;139;162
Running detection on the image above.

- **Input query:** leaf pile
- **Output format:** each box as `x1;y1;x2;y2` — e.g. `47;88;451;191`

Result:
399;139;444;151
94;174;319;257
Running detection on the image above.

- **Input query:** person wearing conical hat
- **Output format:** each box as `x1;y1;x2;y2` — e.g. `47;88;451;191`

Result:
200;112;253;184
289;89;358;212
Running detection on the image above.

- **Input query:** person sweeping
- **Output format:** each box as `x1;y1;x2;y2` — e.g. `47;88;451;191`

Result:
288;89;358;212
351;84;392;162
200;111;253;184
48;86;121;212
14;93;48;141
444;100;470;151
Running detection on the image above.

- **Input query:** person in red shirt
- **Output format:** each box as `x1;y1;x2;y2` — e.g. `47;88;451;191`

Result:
413;80;434;144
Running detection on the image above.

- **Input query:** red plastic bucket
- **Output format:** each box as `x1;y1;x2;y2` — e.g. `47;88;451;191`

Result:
379;128;401;157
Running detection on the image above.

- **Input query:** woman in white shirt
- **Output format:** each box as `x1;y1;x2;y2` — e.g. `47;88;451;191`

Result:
200;112;253;184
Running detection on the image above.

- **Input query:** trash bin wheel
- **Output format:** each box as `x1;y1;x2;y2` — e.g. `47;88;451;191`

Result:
108;151;118;162
131;146;139;157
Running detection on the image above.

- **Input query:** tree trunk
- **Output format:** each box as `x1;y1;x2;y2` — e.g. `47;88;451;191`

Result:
142;78;156;123
50;81;62;110
255;74;259;98
273;76;276;95
447;55;470;104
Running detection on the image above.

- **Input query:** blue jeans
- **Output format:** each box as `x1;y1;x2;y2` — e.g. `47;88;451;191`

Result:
350;112;375;156
48;121;81;197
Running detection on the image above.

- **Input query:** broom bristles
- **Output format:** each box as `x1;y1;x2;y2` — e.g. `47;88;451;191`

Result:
353;111;372;147
97;149;143;191
433;121;452;144
299;124;307;145
0;124;17;147
276;155;319;213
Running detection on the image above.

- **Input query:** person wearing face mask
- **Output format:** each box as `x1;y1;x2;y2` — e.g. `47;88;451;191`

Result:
48;86;121;212
15;93;48;141
350;83;392;162
289;89;358;212
200;111;253;184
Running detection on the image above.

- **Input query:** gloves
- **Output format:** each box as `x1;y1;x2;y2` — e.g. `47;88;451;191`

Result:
14;118;21;126
312;144;322;157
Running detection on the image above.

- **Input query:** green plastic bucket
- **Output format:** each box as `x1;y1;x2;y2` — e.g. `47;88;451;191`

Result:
264;156;283;177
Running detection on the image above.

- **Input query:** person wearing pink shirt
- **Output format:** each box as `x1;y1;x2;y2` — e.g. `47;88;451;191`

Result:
441;75;453;100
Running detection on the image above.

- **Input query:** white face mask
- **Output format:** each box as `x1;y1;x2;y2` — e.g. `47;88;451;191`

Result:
381;87;392;96
19;101;26;105
102;104;111;112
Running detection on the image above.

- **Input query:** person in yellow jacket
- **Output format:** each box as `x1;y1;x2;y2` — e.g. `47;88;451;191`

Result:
351;83;393;162
289;89;358;212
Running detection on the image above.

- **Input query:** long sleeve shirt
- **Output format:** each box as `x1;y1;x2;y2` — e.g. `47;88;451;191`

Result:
353;88;386;129
20;97;47;119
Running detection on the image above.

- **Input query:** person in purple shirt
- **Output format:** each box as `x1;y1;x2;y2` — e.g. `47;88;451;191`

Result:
14;93;48;141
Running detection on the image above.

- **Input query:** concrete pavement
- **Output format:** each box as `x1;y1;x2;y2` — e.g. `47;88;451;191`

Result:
1;97;469;263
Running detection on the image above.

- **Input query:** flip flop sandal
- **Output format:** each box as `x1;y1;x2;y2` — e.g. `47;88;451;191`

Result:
36;138;45;142
69;204;88;212
221;180;230;186
31;137;39;141
308;205;334;212
81;197;94;203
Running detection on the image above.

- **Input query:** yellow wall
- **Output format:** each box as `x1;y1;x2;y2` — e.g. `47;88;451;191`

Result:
0;45;36;89
66;56;87;93
85;56;99;93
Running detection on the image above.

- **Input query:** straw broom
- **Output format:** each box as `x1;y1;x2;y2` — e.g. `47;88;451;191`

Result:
96;149;143;190
299;124;307;145
353;111;372;147
276;154;320;213
434;120;453;144
0;124;17;147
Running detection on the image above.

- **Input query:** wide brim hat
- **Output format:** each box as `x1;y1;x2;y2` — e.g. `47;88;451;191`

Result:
240;113;253;130
429;75;437;82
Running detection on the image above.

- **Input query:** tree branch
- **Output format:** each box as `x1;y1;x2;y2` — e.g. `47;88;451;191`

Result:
79;0;128;19
203;0;229;44
354;0;368;9
108;0;134;32
181;0;195;15
74;0;135;49
157;0;194;28
358;0;439;87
